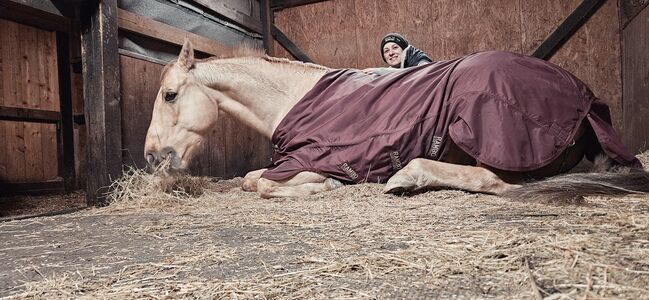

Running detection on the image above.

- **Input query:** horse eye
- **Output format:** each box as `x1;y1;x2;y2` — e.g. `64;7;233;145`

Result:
164;92;177;102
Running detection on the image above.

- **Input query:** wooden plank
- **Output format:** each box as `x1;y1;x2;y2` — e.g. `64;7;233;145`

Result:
192;0;262;33
24;26;42;181
117;9;232;57
0;107;60;123
271;0;332;11
622;5;649;153
0;19;9;182
272;25;312;62
0;0;71;32
620;0;649;28
208;116;228;179
81;0;122;205
531;0;606;60
0;178;64;196
260;0;274;56
41;27;58;181
0;22;4;182
222;114;271;178
56;31;75;191
119;55;163;169
5;20;27;182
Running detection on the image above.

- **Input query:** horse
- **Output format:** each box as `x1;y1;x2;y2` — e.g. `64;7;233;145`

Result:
144;39;649;203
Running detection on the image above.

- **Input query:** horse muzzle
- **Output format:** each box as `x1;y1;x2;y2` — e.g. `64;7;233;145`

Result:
145;146;184;173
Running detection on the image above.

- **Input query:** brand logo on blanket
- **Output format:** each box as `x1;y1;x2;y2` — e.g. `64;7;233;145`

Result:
428;136;443;158
390;151;403;170
338;162;359;180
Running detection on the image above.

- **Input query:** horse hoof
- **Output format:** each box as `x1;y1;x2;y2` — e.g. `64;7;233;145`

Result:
383;180;416;194
324;178;344;189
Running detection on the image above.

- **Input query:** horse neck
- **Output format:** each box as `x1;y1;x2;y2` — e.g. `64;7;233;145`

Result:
194;57;328;138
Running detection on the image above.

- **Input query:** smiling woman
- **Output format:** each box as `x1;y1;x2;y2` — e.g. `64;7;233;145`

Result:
380;33;432;68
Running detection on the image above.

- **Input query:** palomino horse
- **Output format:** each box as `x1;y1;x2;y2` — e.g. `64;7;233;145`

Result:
144;40;649;202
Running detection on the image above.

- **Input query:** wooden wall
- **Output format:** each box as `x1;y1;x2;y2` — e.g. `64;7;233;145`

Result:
0;19;59;183
273;0;625;131
622;3;649;153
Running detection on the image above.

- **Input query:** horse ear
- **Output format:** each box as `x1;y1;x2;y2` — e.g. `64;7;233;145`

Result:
178;38;195;71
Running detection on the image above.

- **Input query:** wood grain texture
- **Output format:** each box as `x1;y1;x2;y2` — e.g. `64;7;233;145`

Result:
81;0;122;205
0;19;59;183
622;4;649;153
547;0;623;130
274;0;625;130
117;9;232;57
273;0;358;68
119;55;163;170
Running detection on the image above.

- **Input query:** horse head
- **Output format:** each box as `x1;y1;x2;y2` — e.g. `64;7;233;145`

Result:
144;39;218;172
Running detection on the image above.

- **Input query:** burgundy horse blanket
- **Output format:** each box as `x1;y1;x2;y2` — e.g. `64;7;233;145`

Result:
262;51;640;183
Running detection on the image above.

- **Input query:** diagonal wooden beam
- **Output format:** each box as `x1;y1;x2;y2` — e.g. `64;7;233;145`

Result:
272;25;313;63
117;9;231;57
532;0;606;60
271;0;332;11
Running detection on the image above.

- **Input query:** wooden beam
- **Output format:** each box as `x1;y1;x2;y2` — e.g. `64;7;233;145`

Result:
271;0;331;11
0;106;61;123
620;0;649;29
272;25;313;63
0;0;71;32
260;0;274;56
80;0;122;205
56;31;75;192
117;9;232;57
191;0;262;33
532;0;606;60
0;178;65;196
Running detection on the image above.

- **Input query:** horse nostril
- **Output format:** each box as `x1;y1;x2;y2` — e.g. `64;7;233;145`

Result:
146;153;157;166
160;147;177;160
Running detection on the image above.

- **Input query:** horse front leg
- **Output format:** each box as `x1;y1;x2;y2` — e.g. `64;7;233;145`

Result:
384;158;520;195
256;171;343;198
242;168;268;191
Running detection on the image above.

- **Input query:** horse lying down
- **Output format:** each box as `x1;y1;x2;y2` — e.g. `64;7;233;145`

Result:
144;40;649;203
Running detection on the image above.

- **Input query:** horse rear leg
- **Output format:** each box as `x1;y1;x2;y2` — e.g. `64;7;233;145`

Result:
257;171;343;198
384;158;520;195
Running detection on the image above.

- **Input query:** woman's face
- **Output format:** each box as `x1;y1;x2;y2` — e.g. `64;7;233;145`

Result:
383;42;403;67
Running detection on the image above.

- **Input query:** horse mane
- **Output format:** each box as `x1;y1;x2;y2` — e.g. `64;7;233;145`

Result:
161;45;328;82
209;46;329;71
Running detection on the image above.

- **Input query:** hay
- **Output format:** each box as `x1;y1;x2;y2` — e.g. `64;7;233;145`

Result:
105;161;212;210
2;153;649;299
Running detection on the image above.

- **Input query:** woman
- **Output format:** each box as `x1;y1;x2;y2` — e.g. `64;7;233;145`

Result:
380;33;432;68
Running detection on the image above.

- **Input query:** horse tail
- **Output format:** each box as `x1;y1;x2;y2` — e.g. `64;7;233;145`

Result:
502;156;649;204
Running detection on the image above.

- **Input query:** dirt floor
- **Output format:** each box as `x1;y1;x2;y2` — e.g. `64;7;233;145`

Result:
1;167;649;299
0;192;87;222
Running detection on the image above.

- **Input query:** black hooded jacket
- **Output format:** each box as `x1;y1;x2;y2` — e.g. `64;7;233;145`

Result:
400;45;433;68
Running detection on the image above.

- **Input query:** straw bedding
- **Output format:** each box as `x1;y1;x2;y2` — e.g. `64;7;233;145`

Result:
1;155;648;299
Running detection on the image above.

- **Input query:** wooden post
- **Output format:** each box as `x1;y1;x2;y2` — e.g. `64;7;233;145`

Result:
56;31;76;192
259;0;274;56
80;0;122;205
